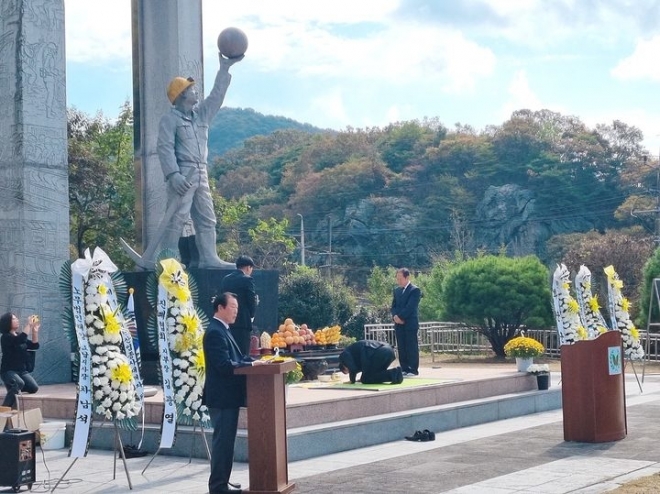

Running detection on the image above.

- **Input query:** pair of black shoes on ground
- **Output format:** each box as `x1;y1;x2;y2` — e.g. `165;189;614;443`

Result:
390;366;404;384
405;429;435;442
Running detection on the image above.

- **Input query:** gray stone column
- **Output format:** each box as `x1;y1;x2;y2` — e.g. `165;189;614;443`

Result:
131;0;204;251
0;0;70;383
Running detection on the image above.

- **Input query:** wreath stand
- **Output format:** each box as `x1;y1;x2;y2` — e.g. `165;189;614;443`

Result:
626;358;643;393
141;420;211;474
50;421;133;492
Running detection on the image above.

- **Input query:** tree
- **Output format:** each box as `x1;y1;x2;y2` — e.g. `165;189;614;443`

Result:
67;104;135;267
288;157;393;217
442;255;554;357
416;254;465;321
377;119;446;173
211;193;250;261
366;266;398;320
248;218;296;270
546;228;653;317
277;267;336;329
636;246;660;329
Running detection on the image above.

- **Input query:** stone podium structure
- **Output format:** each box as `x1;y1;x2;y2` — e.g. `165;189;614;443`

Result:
0;0;70;383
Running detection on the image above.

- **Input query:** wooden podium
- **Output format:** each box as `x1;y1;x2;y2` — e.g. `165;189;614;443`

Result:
236;360;297;494
560;330;627;442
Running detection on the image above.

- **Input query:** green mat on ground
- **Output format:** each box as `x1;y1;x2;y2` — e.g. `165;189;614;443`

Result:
296;377;458;391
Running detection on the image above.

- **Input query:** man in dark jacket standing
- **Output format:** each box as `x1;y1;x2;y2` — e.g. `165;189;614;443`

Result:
220;255;257;355
204;292;264;494
338;340;403;384
391;267;422;376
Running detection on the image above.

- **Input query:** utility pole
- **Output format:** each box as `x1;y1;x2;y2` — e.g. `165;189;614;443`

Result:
328;216;332;279
297;213;305;266
632;150;660;245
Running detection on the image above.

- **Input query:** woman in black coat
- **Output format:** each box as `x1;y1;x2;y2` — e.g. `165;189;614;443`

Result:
0;312;39;408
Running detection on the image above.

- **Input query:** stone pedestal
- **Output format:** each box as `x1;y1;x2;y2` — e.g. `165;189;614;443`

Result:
0;0;70;383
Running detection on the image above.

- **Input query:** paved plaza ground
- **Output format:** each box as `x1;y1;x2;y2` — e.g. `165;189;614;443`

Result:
5;358;660;493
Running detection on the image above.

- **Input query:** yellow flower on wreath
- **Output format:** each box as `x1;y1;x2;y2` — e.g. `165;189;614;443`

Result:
576;326;588;340
159;258;191;302
191;348;206;380
173;311;202;352
631;326;640;340
604;265;624;289
101;306;121;335
111;361;133;384
181;311;200;334
588;295;601;312
622;298;631;312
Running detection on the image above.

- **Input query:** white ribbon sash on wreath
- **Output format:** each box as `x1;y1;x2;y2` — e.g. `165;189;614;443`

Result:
157;285;177;448
69;266;93;458
574;268;590;335
551;268;567;345
606;279;618;332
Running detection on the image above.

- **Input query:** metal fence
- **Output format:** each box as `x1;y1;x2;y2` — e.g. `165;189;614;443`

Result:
364;322;492;362
364;323;660;363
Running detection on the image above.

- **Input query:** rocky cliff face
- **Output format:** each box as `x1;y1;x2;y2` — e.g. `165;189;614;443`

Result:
306;197;429;268
474;184;594;258
302;184;596;269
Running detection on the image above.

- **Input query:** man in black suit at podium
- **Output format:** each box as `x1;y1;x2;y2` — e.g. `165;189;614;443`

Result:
220;256;257;355
204;292;265;494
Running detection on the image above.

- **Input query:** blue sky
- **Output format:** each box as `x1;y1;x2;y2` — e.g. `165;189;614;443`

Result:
65;0;660;154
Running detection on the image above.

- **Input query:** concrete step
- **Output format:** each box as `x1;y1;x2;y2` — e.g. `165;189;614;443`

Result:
83;386;561;462
15;368;560;461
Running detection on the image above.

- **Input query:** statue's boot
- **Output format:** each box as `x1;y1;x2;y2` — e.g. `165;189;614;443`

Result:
196;228;235;269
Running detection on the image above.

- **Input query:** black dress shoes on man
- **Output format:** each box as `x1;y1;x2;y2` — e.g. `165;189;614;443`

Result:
213;483;242;493
391;366;404;384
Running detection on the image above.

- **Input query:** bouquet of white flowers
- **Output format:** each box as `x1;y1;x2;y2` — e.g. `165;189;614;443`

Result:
526;364;550;375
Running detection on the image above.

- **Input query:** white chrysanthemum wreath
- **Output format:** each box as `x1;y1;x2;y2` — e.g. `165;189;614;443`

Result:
155;258;210;427
574;265;608;340
604;265;644;360
552;263;586;344
80;250;142;423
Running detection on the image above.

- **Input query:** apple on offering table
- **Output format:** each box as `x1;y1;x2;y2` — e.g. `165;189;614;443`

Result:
217;27;248;59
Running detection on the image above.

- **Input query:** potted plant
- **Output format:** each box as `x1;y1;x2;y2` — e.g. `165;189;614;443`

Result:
285;361;304;385
526;363;551;390
504;334;545;372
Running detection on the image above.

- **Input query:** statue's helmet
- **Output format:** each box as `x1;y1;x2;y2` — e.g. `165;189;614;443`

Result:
166;76;195;104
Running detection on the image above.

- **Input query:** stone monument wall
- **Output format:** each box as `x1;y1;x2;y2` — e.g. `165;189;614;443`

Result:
0;0;71;383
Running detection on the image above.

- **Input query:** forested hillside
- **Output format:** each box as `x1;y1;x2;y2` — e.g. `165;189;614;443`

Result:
208;109;657;283
208;107;327;157
67;104;657;295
